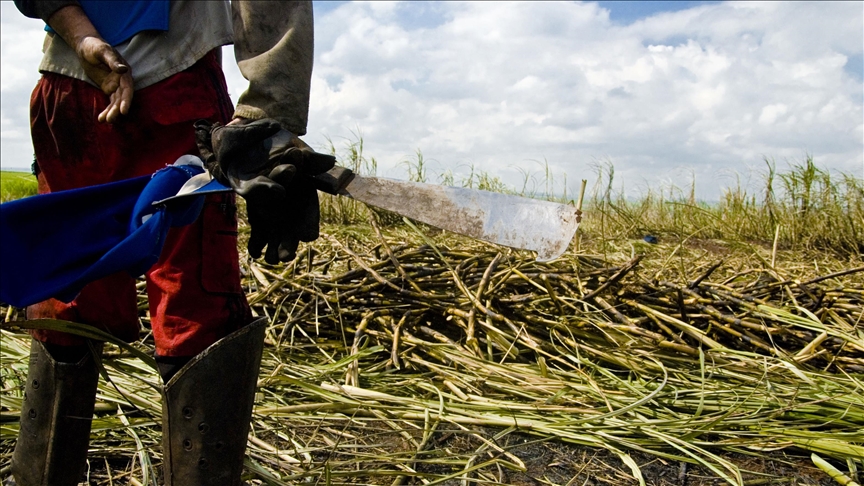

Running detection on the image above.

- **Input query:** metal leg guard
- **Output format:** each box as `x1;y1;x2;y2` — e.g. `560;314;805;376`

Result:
11;339;102;486
161;318;267;486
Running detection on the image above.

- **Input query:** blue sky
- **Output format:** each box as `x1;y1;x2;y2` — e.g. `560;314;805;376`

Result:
2;1;862;200
598;1;721;23
312;2;725;27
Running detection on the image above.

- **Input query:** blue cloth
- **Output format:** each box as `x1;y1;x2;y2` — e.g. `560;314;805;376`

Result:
0;164;208;308
45;0;170;46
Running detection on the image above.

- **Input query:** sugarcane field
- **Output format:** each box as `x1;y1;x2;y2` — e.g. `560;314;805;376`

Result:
1;147;862;485
3;1;863;484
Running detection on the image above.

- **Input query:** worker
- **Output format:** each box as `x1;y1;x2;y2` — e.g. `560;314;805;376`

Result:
8;1;329;484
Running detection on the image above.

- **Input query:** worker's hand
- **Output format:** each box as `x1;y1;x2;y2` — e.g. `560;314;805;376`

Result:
254;129;336;262
76;36;134;123
46;6;134;123
194;119;336;264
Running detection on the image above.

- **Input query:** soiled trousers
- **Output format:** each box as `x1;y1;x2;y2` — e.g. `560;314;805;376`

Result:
26;51;252;357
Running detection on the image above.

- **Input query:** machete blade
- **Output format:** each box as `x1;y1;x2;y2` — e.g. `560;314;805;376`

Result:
341;175;579;261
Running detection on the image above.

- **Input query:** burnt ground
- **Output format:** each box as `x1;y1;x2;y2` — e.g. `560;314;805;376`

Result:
308;427;843;486
29;433;840;486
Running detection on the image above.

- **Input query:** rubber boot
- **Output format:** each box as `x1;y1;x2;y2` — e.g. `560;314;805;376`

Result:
161;318;267;486
11;339;102;486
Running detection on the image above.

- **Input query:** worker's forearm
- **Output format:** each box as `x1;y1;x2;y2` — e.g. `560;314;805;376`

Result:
13;0;79;22
231;0;314;135
45;5;103;52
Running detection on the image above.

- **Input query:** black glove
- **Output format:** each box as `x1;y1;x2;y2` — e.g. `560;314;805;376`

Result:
195;119;336;264
258;132;337;261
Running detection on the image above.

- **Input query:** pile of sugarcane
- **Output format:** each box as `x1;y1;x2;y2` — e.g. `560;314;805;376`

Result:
231;223;862;484
1;223;863;485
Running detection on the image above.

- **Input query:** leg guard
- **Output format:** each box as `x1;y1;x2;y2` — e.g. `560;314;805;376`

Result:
11;339;102;486
161;318;267;486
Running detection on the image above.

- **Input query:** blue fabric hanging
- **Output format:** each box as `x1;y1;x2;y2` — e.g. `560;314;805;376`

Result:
0;160;222;308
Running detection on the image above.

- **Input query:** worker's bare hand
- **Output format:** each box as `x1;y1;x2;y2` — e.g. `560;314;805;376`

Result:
75;36;134;123
46;6;134;123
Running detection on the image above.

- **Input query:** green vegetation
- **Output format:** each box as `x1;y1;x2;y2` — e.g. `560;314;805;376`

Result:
1;147;862;485
318;140;863;258
0;171;37;203
586;156;864;257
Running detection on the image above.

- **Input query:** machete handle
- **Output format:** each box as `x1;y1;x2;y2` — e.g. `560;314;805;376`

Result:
312;166;355;195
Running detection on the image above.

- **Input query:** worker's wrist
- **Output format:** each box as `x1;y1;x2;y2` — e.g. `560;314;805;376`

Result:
47;5;103;54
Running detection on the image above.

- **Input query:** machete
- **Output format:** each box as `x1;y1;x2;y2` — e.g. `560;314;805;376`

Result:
160;166;581;261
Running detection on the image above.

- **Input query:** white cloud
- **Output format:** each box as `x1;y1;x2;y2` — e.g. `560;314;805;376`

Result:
759;104;787;125
301;1;863;198
1;3;48;169
2;1;862;200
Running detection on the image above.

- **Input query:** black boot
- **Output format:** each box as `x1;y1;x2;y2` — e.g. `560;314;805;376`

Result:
11;339;102;486
161;318;267;485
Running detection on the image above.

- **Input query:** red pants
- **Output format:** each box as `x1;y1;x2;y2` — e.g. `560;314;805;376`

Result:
27;52;252;357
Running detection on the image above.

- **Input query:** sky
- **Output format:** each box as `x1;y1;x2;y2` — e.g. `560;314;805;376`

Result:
1;1;862;200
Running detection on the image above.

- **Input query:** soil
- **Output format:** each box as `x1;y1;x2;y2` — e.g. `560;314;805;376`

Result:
3;421;841;485
27;428;838;486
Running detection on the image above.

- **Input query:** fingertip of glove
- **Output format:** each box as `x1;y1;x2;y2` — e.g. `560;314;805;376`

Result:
246;119;282;139
308;153;337;175
234;176;287;201
249;247;263;260
268;164;297;186
280;239;300;260
247;232;266;259
264;246;282;265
